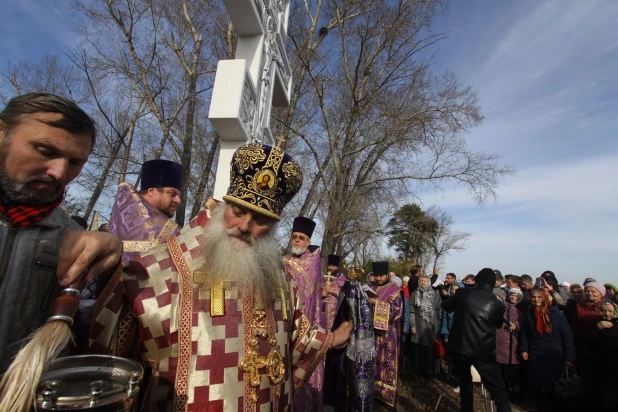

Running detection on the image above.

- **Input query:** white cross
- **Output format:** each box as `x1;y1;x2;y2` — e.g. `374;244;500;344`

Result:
209;0;293;200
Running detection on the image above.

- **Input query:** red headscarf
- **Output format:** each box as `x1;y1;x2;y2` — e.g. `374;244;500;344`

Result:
531;288;552;335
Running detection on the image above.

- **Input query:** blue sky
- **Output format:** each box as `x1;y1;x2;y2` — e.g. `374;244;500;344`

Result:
1;1;616;285
419;0;618;285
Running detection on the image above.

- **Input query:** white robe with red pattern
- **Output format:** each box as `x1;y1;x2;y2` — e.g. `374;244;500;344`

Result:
90;208;332;412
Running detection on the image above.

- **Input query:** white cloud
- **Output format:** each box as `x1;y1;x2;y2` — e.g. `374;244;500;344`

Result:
421;152;618;285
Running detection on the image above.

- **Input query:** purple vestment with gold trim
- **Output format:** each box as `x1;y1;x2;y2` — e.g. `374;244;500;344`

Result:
108;182;179;264
373;281;404;407
283;247;324;411
320;271;346;331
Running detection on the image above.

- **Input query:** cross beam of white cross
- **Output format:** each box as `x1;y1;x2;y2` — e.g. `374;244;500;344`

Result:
209;0;292;200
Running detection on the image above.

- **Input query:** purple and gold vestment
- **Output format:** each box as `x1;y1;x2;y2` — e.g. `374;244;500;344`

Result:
320;271;346;331
108;182;179;264
283;247;324;411
373;281;404;407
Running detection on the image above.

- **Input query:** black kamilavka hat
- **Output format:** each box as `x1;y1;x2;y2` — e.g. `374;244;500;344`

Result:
327;254;341;267
372;261;389;276
141;159;183;191
292;216;316;238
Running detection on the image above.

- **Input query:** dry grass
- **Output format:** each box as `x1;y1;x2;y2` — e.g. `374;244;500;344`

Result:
372;360;572;412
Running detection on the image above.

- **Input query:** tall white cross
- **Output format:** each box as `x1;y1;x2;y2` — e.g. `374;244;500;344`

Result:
209;0;292;200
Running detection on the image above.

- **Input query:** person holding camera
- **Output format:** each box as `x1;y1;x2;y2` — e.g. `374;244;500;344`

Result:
437;272;457;301
534;275;567;309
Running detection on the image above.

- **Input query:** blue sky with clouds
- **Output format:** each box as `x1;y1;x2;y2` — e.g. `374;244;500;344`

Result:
1;1;616;284
420;0;618;285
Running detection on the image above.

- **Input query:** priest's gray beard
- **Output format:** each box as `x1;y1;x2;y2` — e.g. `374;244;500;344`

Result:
197;203;285;304
290;245;308;256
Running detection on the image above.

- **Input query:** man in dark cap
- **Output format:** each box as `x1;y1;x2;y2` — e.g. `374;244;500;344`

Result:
372;261;404;409
320;254;346;331
282;215;325;410
442;268;511;412
108;159;183;264
90;143;352;411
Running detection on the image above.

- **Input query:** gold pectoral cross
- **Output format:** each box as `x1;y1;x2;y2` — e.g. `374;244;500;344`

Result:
324;270;336;286
193;271;225;316
241;337;267;389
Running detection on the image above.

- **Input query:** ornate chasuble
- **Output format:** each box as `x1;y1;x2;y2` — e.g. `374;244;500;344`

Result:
282;248;322;328
108;182;180;264
282;248;324;411
320;272;346;331
90;208;332;411
373;281;404;407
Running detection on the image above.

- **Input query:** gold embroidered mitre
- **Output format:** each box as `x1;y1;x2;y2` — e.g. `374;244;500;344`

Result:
222;144;303;221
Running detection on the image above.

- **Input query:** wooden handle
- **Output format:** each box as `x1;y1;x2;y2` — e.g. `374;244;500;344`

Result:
47;288;80;325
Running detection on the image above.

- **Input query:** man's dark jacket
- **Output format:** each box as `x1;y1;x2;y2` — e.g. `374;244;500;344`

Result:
442;283;505;362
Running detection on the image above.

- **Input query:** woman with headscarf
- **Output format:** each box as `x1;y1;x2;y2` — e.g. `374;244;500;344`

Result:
496;288;524;401
409;274;442;375
519;288;575;395
583;301;618;408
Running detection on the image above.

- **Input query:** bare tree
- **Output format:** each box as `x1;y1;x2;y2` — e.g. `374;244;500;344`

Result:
424;205;471;273
0;53;89;104
73;0;227;224
274;0;513;264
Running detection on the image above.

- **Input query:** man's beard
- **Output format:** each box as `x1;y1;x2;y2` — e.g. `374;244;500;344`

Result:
290;245;308;256
160;204;176;218
196;204;284;304
0;149;63;205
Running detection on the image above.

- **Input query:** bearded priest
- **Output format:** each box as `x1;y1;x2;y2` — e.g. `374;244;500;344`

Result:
282;216;325;411
89;144;352;411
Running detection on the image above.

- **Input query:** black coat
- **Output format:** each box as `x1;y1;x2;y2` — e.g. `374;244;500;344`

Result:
585;317;618;382
442;283;505;362
519;306;575;392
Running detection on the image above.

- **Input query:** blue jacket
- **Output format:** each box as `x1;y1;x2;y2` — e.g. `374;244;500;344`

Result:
402;293;410;335
441;311;454;339
440;282;463;340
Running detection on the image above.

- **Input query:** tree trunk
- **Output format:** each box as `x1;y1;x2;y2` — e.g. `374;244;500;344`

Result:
190;133;220;218
118;120;136;184
176;73;198;227
83;137;124;220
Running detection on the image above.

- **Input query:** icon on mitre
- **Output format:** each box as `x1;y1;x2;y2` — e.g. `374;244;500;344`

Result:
254;170;276;192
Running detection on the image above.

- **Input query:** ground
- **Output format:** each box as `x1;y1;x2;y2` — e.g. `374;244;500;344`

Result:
372;360;571;412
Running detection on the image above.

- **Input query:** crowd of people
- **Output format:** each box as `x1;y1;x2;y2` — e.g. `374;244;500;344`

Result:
0;92;615;411
395;266;618;411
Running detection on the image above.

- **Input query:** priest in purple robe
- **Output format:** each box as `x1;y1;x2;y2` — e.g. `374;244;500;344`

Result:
283;216;324;411
108;159;183;264
77;159;184;351
321;254;347;331
371;261;404;408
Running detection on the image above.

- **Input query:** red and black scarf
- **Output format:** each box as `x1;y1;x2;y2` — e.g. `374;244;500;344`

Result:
0;191;62;229
532;288;553;335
